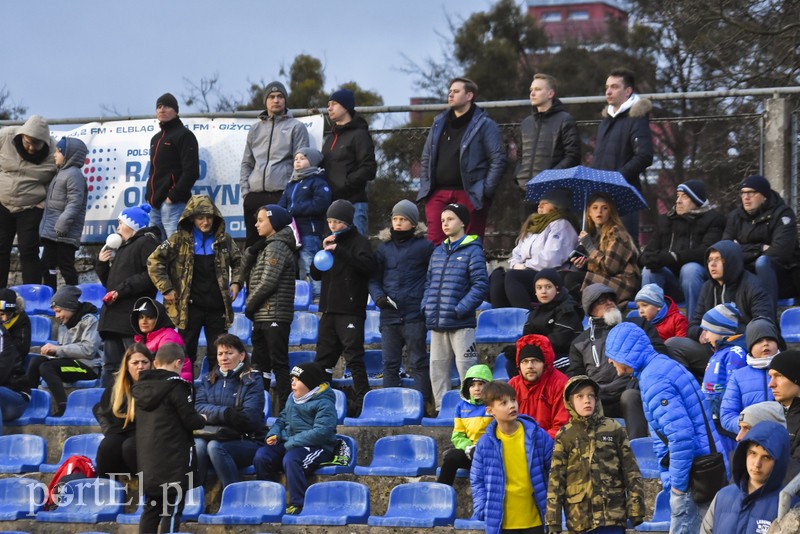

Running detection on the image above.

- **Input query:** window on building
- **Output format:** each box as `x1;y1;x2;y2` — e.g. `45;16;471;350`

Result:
568;10;590;20
541;12;562;22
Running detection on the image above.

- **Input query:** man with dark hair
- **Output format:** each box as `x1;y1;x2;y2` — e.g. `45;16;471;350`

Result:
417;77;507;244
592;68;653;239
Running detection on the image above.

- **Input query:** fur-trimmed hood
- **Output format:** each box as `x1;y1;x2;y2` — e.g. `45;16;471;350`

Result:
376;223;428;242
601;96;652;118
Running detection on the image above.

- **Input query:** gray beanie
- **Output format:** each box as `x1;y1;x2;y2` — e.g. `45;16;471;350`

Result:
581;283;617;315
739;401;786;429
392;199;419;227
634;284;665;308
295;147;323;168
264;81;288;104
746;318;780;353
52;285;82;311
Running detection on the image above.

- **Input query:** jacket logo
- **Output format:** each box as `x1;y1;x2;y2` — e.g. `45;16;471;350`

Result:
661;399;668;406
782;216;791;225
269;259;278;266
270;322;279;327
347;323;355;329
456;256;464;261
601;436;614;442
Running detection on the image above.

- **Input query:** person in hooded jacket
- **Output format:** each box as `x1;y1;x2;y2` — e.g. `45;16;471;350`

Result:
147;194;242;371
723;174;800;305
634;283;688;342
700;420;790;534
0;288;31;359
0;320;30;422
39;136;88;290
606;322;727;534
96;204;160;388
508;334;570;439
322;88;377;236
0;115;57;286
130;296;192;382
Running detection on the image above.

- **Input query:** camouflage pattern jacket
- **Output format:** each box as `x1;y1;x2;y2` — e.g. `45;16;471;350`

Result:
545;375;645;533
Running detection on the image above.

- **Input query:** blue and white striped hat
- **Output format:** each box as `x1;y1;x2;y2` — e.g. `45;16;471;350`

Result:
701;303;740;336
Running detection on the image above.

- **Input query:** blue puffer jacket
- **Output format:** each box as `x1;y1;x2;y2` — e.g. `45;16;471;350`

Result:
709;421;789;534
268;384;338;452
195;366;267;441
39;137;88;248
417;105;507;210
470;415;553;534
369;226;434;326
606;322;727;492
422;235;488;331
278;170;332;237
720;364;775;435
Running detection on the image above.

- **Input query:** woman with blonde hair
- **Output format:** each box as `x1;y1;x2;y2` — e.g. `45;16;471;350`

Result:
93;342;153;477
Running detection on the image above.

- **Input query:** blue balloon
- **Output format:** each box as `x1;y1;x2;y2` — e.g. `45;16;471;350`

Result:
313;250;334;271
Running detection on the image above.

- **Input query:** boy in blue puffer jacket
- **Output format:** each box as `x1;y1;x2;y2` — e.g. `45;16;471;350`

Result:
700;303;747;420
422;203;488;411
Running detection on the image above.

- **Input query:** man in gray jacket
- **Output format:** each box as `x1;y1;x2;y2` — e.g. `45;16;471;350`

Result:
240;81;309;248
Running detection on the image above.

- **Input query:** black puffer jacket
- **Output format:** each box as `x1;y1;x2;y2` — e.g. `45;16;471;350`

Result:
722;190;800;270
147;117;200;208
238;226;296;323
641;205;726;273
96;227;160;337
321;115;377;203
93;386;134;436
592;97;653;189
515;99;581;189
0;324;30;397
522;288;583;355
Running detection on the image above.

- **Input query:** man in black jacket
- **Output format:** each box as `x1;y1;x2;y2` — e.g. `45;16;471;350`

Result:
767;350;800;483
147;92;200;240
515;73;580;212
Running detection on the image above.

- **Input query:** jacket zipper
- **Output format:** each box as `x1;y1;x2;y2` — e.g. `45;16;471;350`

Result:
150;129;167;205
261;117;276;191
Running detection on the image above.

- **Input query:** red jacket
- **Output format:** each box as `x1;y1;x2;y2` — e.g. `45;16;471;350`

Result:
653;297;688;341
508;334;570;438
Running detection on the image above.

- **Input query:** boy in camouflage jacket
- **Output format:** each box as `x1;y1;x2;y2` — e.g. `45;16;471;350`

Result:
546;375;644;533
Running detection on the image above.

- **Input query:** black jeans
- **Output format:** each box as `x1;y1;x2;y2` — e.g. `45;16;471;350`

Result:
243;191;283;249
101;335;134;389
602;388;649;440
315;313;370;410
140;484;186;534
26;356;98;406
180;305;227;372
0;204;43;286
96;432;138;477
437;448;471;486
251;320;291;409
489;267;537;308
41;239;79;290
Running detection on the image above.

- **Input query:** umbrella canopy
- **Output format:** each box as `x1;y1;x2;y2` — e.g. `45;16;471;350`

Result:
525;165;648;217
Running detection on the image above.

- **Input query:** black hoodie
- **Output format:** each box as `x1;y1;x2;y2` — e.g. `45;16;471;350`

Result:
321;114;377;203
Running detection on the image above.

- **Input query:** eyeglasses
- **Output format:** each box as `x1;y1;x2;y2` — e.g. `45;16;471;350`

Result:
740;190;760;198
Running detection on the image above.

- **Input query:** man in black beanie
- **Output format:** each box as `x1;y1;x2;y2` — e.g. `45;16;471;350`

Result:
148;92;200;240
768;349;800;479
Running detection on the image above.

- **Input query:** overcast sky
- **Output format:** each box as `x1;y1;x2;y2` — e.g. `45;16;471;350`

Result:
3;0;497;123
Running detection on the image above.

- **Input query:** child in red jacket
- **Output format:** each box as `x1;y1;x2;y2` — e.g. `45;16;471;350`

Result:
635;283;687;342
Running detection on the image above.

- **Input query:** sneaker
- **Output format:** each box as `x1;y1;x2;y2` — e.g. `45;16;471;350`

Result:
285;505;303;515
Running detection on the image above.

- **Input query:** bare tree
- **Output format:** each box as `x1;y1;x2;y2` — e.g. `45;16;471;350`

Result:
0;85;26;120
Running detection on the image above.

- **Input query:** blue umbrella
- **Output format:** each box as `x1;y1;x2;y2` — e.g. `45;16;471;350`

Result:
525;165;648;217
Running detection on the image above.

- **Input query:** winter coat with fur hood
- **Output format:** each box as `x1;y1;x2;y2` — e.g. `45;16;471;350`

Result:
592;95;653;190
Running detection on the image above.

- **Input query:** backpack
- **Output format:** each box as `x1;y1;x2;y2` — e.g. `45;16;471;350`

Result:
45;455;96;510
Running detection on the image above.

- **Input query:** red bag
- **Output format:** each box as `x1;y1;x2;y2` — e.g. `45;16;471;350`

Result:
45;455;96;510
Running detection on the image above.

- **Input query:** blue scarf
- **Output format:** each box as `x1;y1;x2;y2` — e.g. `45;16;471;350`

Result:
193;227;214;255
650;303;668;326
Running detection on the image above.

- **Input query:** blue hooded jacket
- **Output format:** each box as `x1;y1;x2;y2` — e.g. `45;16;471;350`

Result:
709;421;789;534
606;322;727;492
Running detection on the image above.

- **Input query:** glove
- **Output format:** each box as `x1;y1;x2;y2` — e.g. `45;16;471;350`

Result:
375;296;398;310
464;445;476;460
244;302;257;320
223;407;251;432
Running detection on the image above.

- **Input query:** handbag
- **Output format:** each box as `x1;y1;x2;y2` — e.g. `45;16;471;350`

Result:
193;382;245;441
688;386;728;504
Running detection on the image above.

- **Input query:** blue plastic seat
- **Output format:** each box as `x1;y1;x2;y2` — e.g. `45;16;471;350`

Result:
289;311;319;346
11;284;55;315
29;315;54;346
629;437;661;479
282;481;369;525
477;301;492;311
493;352;510;381
627;309;639;319
778;298;797;307
40;433;103;473
198;480;285;524
475;308;528;343
45;387;103;426
0;434;46;473
366;294;377;310
294;280;312;310
229;313;252;345
289;351;315;368
315;434;357;475
0;477;46;519
197;327;207;347
354;435;437;476
367;482;456;527
635;489;671;531
334;350;384;388
455;518;486;530
7;388;52;426
343;387;423;426
364;310;381;344
421;389;461;427
35;478;124;523
780;308;800;342
76;283;106;311
333;388;346;425
231;285;246;312
117;486;204;524
263;390;271;424
64;378;102;388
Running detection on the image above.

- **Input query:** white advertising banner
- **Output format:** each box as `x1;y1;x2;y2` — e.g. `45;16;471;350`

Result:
54;115;325;243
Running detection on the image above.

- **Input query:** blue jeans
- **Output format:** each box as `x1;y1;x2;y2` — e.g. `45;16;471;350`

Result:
754;255;779;306
669;489;707;534
299;235;322;299
254;442;333;507
642;262;706;319
0;387;29;421
149;201;186;240
380;321;432;405
194;438;262;488
353;202;368;237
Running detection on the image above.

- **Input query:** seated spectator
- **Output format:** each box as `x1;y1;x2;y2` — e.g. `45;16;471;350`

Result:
666;240;775;381
736;401;786;442
700;421;790;534
0;288;31;358
194;334;266;488
130;296;192;382
437;364;493;486
723;174;800;304
767;350;800;481
508;334;569;438
93;343;153;477
27;285;102;416
720;318;781;436
566;193;640;305
254;362;337;515
635;283;688;342
0;316;29;421
520;268;582;372
489;189;579;308
640;180;725;319
700;303;746;420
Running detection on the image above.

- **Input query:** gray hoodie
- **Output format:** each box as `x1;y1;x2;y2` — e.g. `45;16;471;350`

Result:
0;115;57;212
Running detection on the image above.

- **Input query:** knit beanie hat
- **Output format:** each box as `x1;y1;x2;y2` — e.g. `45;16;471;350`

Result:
156;92;179;113
264;81;288;103
442;203;470;229
769;349;800;384
291;361;324;390
740;175;771;198
51;285;82;311
132;297;159;318
635;283;665;308
533;268;562;289
327;199;354;225
118;204;152;232
518;344;545;364
392;199;419;227
746;318;781;353
263;204;291;232
295;147;323;168
540;188;572;212
676;179;708;207
581;283;617;315
329;88;356;116
0;288;17;312
739;401;787;429
56;137;67;154
701;303;740;336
